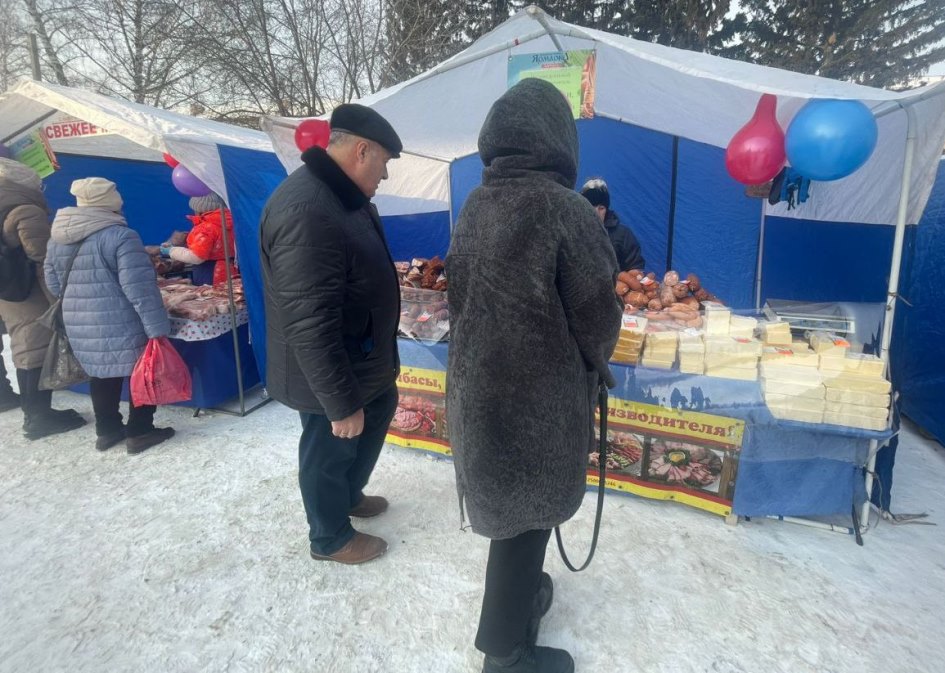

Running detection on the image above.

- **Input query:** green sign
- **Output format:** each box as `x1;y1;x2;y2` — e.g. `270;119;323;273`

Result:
508;50;597;119
10;130;58;178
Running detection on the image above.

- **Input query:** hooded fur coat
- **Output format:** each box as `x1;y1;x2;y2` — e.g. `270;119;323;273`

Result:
445;78;623;539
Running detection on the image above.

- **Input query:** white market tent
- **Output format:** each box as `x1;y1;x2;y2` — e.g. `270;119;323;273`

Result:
0;79;273;202
0;79;278;414
264;6;945;228
263;6;945;524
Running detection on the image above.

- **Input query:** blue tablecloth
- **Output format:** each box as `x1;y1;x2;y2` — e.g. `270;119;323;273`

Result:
397;339;893;518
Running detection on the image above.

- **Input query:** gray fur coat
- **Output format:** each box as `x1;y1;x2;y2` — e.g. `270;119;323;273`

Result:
446;78;623;540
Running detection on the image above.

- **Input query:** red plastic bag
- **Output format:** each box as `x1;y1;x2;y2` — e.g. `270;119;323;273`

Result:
131;337;193;405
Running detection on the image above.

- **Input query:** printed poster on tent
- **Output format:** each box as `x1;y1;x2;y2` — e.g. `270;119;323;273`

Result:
9;130;58;178
386;366;450;456
588;397;745;517
508;50;597;119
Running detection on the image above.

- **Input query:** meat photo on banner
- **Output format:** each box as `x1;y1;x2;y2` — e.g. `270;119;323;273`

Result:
589;398;745;516
386;366;450;455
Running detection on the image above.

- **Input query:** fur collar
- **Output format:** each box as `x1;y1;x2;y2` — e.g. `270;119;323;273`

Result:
302;146;368;211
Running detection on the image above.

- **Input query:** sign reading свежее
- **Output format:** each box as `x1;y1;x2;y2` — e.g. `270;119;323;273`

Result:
44;120;113;140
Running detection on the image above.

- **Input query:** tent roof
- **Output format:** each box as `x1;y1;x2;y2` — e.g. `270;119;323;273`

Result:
263;6;945;225
0;79;273;200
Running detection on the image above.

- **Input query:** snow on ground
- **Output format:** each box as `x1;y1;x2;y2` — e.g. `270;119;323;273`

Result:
1;337;943;673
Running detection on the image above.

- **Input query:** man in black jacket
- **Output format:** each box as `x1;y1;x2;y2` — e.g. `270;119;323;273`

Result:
260;104;402;565
580;177;646;272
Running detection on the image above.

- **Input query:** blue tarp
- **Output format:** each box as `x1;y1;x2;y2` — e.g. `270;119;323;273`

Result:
397;339;882;517
44;153;191;244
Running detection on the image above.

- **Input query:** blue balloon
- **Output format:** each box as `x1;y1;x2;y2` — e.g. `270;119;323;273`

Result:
0;144;11;159
785;99;878;181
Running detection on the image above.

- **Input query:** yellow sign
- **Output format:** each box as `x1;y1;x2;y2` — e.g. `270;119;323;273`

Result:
603;398;745;449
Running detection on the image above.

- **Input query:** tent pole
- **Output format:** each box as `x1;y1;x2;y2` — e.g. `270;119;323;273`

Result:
218;204;246;416
526;5;565;52
665;136;679;271
755;201;767;311
861;104;917;529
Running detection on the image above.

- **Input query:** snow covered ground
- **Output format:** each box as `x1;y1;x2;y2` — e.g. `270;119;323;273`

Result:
1;338;943;673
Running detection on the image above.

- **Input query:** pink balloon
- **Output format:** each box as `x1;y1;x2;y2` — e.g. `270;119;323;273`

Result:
725;94;786;185
294;119;330;152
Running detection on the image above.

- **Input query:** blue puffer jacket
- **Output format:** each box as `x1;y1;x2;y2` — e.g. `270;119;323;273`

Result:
44;207;169;378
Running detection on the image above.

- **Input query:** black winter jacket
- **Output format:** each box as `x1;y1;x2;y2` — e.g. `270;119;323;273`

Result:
604;209;645;272
259;147;400;419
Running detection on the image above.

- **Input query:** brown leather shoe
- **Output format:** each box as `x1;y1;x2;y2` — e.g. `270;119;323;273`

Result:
350;495;389;518
310;532;388;565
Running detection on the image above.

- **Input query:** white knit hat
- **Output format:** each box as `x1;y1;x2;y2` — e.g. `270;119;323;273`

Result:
0;158;42;192
70;177;123;212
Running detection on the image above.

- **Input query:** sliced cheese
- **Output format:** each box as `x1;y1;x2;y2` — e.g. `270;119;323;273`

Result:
824;401;889;421
640;358;675;370
767;404;823;424
810;332;851;354
818;352;885;377
764;394;825;413
760;364;824;385
761;379;826;399
704;366;758;381
824;388;890;408
823;411;888;432
761;346;819;367
704;353;758;370
822;375;891;394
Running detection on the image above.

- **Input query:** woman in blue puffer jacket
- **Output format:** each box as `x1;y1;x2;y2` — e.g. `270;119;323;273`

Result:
45;178;175;454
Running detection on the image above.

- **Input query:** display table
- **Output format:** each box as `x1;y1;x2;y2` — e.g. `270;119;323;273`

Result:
389;339;893;520
169;308;249;342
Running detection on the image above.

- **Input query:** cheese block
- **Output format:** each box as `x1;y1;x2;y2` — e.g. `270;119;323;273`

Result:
729;315;758;339
761;346;819;367
822;374;891;394
761;378;826;399
818;352;885;377
824;388;890;408
768;404;823;424
621;313;648;333
705;366;758;381
761;364;824;385
824;401;889;421
703;302;731;336
764;393;825;413
761;321;793;345
809;332;851;355
704;353;758;370
641;357;675;370
678;362;704;375
823;411;888;432
705;336;763;356
678;332;705;353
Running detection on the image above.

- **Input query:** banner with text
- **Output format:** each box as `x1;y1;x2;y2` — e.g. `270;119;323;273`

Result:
507;50;597;119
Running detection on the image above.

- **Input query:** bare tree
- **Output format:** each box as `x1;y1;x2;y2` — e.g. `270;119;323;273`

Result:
20;0;72;85
61;0;199;105
1;3;30;90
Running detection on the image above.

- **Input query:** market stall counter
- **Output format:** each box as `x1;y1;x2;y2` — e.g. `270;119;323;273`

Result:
388;323;892;525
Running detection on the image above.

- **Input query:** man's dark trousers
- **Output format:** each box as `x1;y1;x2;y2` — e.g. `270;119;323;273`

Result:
298;384;399;555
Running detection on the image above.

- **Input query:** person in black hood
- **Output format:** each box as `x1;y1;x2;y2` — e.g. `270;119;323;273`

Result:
580;177;646;272
259;104;403;566
447;79;622;672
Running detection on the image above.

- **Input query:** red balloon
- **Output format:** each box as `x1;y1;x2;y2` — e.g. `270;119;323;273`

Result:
294;119;330;152
163;153;180;168
725;94;786;185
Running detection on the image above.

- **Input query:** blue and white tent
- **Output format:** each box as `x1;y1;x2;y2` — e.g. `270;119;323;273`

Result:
0;79;286;407
262;7;945;509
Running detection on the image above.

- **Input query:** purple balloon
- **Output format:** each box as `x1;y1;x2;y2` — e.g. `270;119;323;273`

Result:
171;164;211;197
0;145;11;159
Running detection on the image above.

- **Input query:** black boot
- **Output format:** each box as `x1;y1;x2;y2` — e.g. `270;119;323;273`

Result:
483;645;574;673
0;367;18;413
16;368;86;440
526;572;553;646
